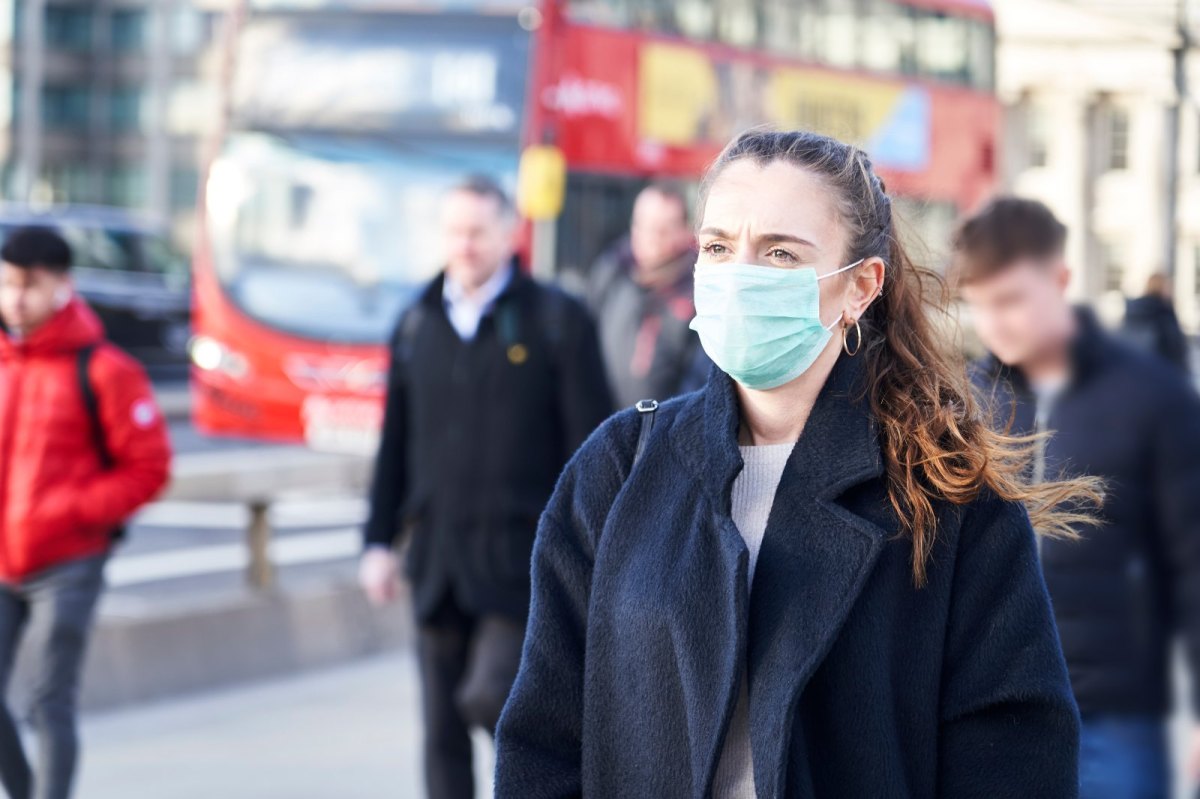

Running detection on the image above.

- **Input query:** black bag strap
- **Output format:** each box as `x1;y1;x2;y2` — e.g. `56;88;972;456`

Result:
394;302;426;367
632;399;658;468
77;344;113;469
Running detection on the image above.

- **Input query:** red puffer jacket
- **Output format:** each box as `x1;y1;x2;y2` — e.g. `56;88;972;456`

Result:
0;298;171;582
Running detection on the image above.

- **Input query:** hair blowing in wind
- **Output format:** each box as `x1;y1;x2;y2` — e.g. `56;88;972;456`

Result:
698;129;1103;586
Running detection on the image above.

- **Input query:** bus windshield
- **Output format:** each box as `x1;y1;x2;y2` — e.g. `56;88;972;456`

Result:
206;133;517;344
232;12;528;135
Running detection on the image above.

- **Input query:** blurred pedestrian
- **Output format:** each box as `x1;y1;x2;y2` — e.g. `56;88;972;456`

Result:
495;130;1095;797
1121;272;1190;373
359;176;611;799
956;198;1200;799
0;227;171;799
585;182;709;407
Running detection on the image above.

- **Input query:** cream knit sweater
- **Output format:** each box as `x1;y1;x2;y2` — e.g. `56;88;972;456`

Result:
712;442;793;798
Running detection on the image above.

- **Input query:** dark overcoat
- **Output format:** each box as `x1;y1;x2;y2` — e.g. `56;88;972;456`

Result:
974;308;1200;717
495;354;1079;797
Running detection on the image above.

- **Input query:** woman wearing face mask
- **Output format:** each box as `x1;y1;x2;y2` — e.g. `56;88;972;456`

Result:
494;130;1099;797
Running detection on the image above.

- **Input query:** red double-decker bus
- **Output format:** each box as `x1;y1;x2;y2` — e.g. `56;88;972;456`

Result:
190;0;998;450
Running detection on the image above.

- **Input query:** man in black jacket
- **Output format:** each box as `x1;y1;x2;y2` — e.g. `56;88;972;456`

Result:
359;175;612;799
955;197;1200;799
1121;272;1191;374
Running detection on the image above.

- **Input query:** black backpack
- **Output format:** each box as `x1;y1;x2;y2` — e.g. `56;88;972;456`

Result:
77;344;128;541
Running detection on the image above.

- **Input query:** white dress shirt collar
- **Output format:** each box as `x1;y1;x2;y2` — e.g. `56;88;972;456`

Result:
442;262;514;341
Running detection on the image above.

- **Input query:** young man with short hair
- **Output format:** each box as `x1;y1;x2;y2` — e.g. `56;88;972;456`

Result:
956;198;1200;799
0;226;171;799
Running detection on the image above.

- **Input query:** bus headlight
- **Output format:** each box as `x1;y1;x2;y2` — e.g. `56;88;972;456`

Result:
189;336;250;380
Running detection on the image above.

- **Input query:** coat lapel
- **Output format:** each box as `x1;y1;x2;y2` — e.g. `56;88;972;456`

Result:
673;357;889;797
748;356;888;796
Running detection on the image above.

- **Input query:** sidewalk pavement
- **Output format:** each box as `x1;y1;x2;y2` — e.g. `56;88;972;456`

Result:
76;651;494;799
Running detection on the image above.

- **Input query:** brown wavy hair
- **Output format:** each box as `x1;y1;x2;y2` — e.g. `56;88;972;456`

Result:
698;129;1102;585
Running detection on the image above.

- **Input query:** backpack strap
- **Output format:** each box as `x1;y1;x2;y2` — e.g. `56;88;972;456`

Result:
392;301;426;373
496;283;569;355
632;398;658;467
77;345;129;541
77;344;113;469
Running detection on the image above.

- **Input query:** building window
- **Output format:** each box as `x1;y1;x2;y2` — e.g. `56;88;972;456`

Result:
1099;242;1127;293
111;87;146;132
45;6;93;52
1193;247;1200;300
108;165;147;208
171;8;218;54
42;86;90;129
43;162;95;204
1106;106;1130;171
1196;113;1200;173
1026;104;1049;168
170;166;198;212
111;9;146;52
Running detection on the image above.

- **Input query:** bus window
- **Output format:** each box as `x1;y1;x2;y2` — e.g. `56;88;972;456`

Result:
555;172;648;285
762;0;801;56
861;0;917;77
565;0;632;28
675;0;715;40
206;132;516;344
715;0;759;49
916;10;970;85
807;0;859;71
968;20;996;90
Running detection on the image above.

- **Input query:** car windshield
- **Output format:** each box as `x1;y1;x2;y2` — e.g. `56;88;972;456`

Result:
206;132;518;344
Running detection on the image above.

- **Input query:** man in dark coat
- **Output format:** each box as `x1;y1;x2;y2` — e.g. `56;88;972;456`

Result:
1120;272;1191;373
585;183;709;408
955;197;1200;799
359;175;612;799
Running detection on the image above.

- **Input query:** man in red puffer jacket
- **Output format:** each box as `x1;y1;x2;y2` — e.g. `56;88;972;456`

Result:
0;226;170;799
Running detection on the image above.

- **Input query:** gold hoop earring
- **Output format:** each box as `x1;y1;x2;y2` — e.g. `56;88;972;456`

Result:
842;318;862;357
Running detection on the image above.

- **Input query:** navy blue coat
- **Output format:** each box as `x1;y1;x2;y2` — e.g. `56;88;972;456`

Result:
974;309;1200;717
495;355;1080;798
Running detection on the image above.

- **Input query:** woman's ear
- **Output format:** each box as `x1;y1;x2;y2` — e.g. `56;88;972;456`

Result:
846;256;885;320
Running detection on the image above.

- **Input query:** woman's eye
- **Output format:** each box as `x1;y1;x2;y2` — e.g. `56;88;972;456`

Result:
701;242;728;255
768;248;797;262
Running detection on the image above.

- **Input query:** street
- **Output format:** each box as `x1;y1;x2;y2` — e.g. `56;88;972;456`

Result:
75;652;494;799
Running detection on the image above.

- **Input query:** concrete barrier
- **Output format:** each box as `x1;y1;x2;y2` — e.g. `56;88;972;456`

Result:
165;448;372;504
164;448;373;589
9;580;414;713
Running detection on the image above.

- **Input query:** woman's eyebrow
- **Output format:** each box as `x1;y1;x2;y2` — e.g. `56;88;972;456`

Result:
699;227;819;251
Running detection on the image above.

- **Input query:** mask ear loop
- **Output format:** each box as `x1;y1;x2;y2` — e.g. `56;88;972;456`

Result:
816;258;865;282
818;257;865;332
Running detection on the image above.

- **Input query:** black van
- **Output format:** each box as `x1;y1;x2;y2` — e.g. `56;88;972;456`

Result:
0;206;190;376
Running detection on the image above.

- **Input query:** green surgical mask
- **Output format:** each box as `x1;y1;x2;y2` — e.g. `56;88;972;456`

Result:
689;259;862;390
